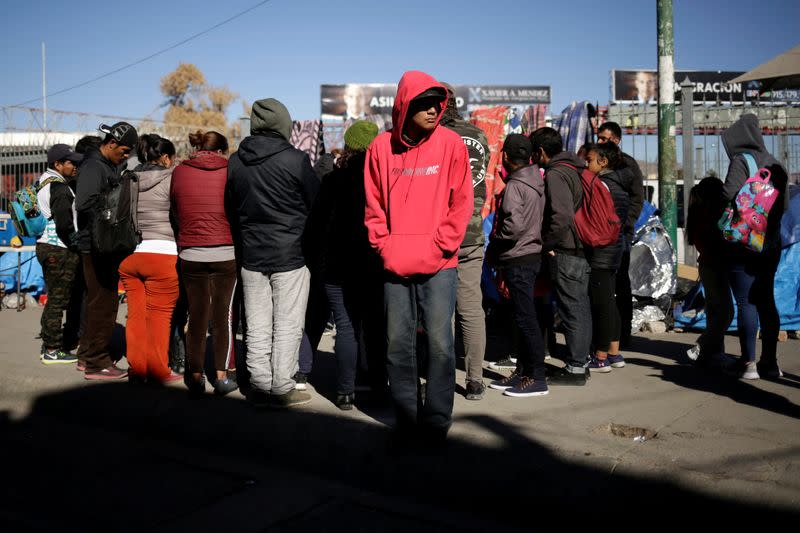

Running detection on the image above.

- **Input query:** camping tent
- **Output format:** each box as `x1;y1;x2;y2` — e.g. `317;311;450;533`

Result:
729;44;800;91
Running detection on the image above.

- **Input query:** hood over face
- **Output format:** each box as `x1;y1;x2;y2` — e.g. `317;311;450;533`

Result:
237;133;292;166
183;150;229;171
722;113;771;167
391;71;447;149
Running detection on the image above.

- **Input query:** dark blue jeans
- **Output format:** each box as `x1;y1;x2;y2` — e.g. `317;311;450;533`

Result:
728;255;780;363
325;282;361;395
548;253;592;371
503;261;546;381
384;268;457;431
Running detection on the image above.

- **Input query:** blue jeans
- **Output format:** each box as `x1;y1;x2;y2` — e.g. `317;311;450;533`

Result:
325;282;361;395
728;256;780;363
503;261;546;381
384;268;457;431
548;253;592;371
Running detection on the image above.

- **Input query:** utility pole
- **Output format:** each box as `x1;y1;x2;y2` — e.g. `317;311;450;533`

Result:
657;0;677;264
42;42;47;131
680;77;695;266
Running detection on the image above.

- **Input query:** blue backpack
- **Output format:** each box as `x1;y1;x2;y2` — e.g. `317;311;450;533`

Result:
9;176;66;238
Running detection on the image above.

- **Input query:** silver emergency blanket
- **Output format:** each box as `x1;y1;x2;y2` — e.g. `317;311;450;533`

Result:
631;305;666;333
630;215;677;299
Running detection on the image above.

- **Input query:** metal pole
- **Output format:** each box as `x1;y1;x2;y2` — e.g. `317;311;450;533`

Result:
42;42;47;131
680;78;696;267
657;0;678;259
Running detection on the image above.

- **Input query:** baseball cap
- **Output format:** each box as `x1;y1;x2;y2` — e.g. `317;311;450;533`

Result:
99;122;138;148
412;87;447;102
47;144;83;167
502;134;533;161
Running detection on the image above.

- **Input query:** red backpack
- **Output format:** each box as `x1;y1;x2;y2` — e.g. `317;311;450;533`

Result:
556;163;621;248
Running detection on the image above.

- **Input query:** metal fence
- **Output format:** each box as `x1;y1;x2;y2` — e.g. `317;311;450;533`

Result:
0;106;232;213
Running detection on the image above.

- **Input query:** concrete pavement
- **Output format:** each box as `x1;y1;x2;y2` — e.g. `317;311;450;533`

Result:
0;303;798;530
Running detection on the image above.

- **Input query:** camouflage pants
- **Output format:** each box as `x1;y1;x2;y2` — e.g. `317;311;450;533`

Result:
36;243;80;350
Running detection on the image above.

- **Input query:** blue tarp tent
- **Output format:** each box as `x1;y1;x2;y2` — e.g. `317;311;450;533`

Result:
0;251;45;295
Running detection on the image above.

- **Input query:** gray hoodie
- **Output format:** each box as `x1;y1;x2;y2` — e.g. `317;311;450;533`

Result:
488;164;545;265
721;113;788;252
134;163;175;242
542;151;586;254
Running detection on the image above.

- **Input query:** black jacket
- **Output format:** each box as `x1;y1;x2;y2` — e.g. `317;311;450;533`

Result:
49;181;77;248
441;108;490;250
617;151;644;235
227;132;320;273
74;148;126;253
721;114;789;259
542;151;585;254
306;152;381;284
586;169;631;270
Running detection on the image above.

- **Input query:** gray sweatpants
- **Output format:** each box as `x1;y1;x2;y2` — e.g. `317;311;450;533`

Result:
241;266;310;395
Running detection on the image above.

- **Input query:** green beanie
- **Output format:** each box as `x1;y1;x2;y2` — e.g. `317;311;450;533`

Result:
250;98;292;140
344;120;379;151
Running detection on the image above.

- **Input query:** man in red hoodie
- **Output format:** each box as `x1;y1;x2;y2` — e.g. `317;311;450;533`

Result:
364;71;473;441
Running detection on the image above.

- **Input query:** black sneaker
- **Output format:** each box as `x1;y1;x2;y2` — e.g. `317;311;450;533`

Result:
40;349;78;365
335;393;355;410
488;357;517;371
213;377;238;396
547;367;589;386
504;376;549;397
489;371;523;391
248;389;271;408
268;389;312;408
465;380;485;400
293;371;309;391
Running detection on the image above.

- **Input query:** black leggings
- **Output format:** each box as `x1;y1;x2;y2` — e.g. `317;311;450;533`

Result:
589;268;620;352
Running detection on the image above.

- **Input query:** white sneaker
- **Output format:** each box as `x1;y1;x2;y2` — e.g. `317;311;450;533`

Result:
686;344;700;361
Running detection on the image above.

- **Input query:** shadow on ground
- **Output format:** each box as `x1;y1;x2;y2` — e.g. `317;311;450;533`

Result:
1;380;797;532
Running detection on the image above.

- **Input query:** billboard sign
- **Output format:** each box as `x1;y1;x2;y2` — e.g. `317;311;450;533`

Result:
612;70;754;104
321;84;551;118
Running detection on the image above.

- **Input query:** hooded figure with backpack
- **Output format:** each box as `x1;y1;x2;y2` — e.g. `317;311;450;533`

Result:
720;114;788;380
530;127;592;386
583;143;629;373
74;121;138;380
227;98;320;409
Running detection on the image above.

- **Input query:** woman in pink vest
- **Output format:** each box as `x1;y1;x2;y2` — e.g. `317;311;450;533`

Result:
171;131;237;396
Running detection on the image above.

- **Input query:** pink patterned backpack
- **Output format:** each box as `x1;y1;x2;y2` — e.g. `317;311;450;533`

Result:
717;153;779;252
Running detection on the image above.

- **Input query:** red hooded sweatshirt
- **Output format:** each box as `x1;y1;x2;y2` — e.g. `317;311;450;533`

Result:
364;71;473;278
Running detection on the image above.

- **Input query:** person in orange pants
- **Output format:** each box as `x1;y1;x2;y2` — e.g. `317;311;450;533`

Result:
119;134;181;384
120;254;180;382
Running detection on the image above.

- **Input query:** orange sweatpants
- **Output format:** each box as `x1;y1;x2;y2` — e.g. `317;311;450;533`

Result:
119;253;179;382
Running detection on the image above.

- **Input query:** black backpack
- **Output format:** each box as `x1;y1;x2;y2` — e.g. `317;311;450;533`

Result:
91;169;141;255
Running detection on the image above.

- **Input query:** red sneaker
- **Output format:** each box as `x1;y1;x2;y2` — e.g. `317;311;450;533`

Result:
76;362;86;372
161;371;183;384
85;365;128;380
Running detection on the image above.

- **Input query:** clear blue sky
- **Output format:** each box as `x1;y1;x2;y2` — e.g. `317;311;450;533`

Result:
2;0;798;124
